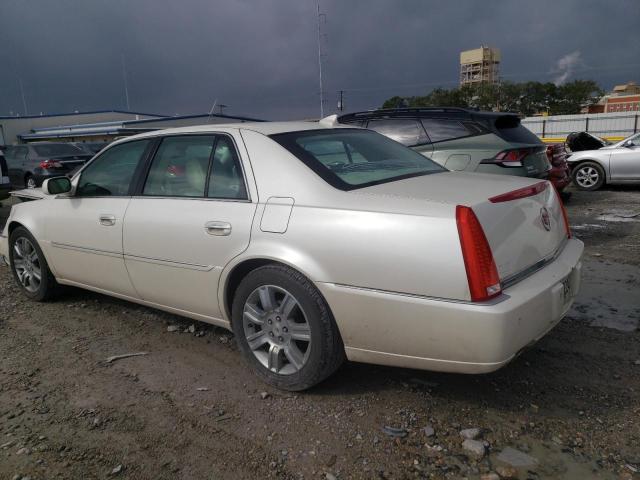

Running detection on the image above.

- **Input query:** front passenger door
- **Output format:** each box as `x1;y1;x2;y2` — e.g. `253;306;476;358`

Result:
609;136;640;181
46;139;152;297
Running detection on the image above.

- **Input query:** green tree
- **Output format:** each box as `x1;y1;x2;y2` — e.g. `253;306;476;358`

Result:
381;80;603;115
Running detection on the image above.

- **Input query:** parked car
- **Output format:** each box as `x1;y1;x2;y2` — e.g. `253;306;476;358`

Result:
567;132;640;190
4;142;93;189
338;108;552;181
546;143;571;192
566;131;609;152
0;120;583;391
0;148;10;200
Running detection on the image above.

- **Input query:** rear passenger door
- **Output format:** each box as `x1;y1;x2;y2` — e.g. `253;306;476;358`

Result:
123;134;257;320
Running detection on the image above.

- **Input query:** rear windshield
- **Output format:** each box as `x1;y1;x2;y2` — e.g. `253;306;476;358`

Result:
33;143;83;157
270;129;445;190
493;116;541;144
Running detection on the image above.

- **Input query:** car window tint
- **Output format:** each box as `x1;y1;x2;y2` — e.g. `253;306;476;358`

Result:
272;129;445;191
207;137;247;199
143;136;215;197
33;144;83;157
366;119;428;146
420;119;470;143
493;116;541;144
77;139;150;197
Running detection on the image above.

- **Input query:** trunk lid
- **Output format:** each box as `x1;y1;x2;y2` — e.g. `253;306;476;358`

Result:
357;171;568;283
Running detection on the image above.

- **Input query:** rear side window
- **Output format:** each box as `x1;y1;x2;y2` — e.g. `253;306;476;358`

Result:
77;139;150;197
420;119;471;143
493;116;541;144
366;119;429;146
207;137;247;200
143;136;215;197
142;135;247;200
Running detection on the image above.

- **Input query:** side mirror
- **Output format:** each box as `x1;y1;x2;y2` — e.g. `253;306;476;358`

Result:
623;141;636;148
42;176;72;195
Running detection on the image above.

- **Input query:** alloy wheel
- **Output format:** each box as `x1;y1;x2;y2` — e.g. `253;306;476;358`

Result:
26;177;37;189
12;237;42;293
575;166;599;188
242;285;311;375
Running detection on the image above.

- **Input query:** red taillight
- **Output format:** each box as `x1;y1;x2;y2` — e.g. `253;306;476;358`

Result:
489;181;548;203
456;205;501;302
493;148;531;167
39;159;63;169
554;186;571;238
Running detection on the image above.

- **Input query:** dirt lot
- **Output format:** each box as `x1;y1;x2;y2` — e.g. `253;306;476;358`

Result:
1;186;639;480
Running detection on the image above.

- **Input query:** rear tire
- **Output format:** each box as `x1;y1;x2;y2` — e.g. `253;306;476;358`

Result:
231;264;345;391
9;226;60;301
572;161;605;191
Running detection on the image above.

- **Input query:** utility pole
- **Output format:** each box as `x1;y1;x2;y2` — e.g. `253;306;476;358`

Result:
121;54;130;111
316;0;325;118
337;90;344;112
18;78;28;116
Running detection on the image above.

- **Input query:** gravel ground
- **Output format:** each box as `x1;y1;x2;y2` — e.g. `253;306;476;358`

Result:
0;186;639;480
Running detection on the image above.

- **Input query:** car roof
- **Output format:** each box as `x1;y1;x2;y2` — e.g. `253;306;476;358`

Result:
338;107;520;122
124;120;356;141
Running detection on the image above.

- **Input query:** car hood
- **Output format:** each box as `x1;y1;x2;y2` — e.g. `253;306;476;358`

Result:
10;188;47;200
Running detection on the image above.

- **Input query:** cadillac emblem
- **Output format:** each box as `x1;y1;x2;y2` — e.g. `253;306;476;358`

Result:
540;207;551;231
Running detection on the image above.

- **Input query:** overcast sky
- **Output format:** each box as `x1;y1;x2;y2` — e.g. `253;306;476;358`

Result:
0;0;638;120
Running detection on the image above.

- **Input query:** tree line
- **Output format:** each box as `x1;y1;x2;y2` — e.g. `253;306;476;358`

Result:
382;80;603;116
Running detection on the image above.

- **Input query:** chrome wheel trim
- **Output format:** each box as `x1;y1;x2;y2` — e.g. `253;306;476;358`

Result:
12;237;42;293
26;177;36;189
242;285;311;375
575;166;599;188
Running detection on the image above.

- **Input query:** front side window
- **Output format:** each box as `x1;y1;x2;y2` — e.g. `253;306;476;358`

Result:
420;119;471;143
76;139;150;197
271;129;445;191
143;136;215;197
366;119;429;146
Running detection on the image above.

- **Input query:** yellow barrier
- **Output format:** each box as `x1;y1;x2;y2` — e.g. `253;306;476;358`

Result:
540;136;625;143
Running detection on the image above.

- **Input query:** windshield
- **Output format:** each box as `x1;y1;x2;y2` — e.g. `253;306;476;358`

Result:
270;129;445;190
33;143;83;157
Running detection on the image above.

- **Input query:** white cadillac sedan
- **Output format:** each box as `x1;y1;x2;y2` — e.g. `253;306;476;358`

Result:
0;119;583;390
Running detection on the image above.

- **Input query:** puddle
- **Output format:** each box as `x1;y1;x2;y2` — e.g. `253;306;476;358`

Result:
569;259;640;331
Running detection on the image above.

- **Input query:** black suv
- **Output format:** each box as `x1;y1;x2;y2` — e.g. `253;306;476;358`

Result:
5;142;92;189
338;108;550;179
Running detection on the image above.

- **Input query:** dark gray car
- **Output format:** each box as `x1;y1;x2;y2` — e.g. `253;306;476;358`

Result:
5;142;92;189
338;108;550;179
0;149;10;200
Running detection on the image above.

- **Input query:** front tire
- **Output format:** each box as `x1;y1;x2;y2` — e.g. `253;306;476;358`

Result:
232;264;345;391
572;161;605;191
9;226;60;301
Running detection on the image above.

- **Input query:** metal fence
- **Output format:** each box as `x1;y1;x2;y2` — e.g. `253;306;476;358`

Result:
521;111;640;141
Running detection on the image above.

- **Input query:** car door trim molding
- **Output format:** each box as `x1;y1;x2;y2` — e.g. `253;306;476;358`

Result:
123;253;218;272
51;241;122;258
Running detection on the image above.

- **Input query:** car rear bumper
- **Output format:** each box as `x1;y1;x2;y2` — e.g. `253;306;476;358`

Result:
317;238;583;374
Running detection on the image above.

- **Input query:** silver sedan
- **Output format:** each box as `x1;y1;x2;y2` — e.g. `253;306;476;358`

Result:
568;133;640;190
0;119;583;390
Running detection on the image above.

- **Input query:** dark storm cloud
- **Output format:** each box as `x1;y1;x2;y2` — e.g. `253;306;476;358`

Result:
0;0;638;120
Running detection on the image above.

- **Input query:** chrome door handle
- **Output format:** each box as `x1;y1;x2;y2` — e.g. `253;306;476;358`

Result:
99;214;116;226
205;221;232;236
